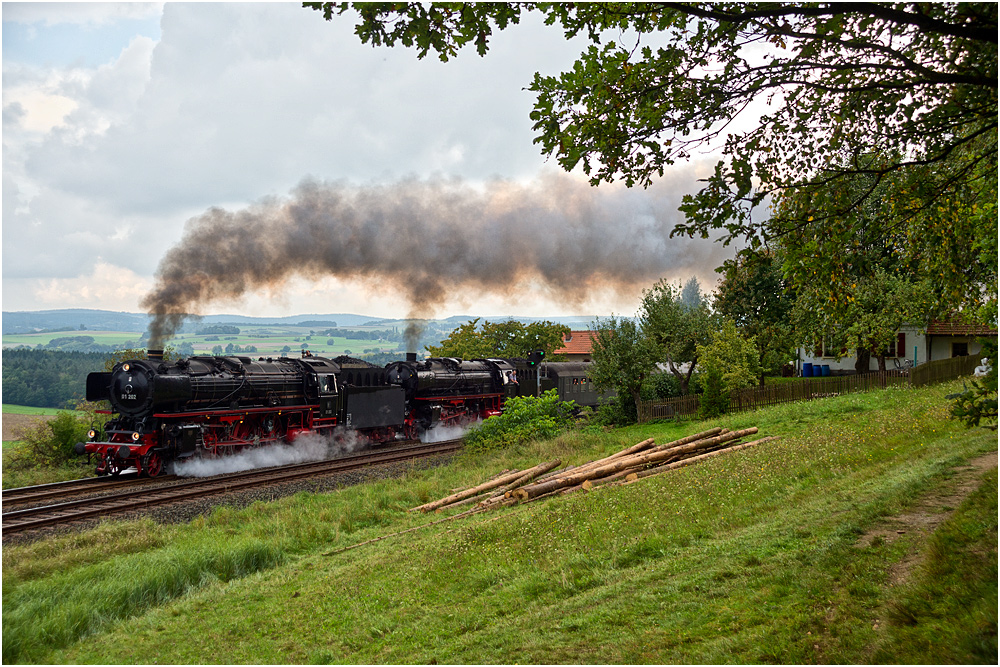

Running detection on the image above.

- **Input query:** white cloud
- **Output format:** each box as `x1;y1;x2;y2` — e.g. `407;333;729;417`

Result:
24;260;152;308
2;3;732;319
2;2;163;27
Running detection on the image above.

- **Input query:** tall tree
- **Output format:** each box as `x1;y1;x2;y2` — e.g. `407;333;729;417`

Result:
425;318;570;359
639;278;716;394
307;2;997;322
679;276;703;310
588;315;659;418
713;248;797;383
695;319;762;417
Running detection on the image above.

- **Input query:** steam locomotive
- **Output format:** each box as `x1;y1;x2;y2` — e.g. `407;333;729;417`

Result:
77;350;519;477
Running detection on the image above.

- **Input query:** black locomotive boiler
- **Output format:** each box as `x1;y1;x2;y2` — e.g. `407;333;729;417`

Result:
78;350;518;477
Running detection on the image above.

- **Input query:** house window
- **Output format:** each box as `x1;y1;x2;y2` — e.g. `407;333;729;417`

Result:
814;337;847;358
885;332;907;358
952;342;969;357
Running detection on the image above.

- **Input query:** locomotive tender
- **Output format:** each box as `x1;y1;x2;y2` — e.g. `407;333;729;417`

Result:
78;350;518;477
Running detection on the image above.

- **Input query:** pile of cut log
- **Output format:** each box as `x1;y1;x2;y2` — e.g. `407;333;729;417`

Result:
411;426;777;515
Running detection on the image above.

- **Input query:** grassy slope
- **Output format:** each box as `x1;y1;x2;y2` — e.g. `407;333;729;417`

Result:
3;381;996;664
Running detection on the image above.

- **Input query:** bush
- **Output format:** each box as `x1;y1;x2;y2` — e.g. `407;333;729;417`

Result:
947;338;997;429
642;372;682;400
698;367;729;419
6;403;100;470
464;390;577;452
590;392;638;427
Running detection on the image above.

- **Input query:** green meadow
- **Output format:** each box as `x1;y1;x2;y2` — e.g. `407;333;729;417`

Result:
2;380;995;664
2;325;402;359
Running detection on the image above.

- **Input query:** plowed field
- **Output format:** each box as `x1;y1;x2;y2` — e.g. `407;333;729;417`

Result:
3;414;55;442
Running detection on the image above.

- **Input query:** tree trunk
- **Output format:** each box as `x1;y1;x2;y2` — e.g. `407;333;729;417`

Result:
854;348;871;374
666;354;689;395
684;355;697;394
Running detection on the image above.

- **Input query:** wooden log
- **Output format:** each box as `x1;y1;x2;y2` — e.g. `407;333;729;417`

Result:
575;429;733;490
493;459;562;497
538;428;724;488
581;464;646;489
651;429;754;459
410;466;528;512
537;437;656;482
628;437;779;482
532;463;580;484
413;458;562;512
513;428;758;500
433;491;492;512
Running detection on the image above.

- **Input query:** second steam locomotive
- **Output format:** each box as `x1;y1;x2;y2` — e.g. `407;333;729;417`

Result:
78;350;522;477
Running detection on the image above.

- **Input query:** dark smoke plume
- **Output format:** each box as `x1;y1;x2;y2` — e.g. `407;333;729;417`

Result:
142;172;731;349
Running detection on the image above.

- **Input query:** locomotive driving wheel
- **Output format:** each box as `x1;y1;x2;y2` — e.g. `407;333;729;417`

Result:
141;451;165;477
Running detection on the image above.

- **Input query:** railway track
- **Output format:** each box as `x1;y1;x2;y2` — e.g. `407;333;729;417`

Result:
2;473;179;507
2;439;461;536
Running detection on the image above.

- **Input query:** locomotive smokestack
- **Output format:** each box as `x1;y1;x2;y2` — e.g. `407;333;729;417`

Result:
148;349;164;361
406;352;417;362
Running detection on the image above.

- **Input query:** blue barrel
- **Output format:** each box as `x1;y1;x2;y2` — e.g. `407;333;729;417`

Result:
822;365;830;376
802;363;813;377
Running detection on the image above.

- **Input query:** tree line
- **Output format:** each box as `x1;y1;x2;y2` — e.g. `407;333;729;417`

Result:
2;349;104;409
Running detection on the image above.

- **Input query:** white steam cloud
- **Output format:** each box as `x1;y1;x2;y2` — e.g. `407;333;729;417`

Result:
172;428;367;477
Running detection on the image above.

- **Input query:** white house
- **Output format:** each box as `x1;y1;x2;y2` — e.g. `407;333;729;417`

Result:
797;320;997;375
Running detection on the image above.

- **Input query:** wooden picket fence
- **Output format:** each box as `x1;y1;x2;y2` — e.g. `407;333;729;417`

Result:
638;354;984;423
911;353;985;387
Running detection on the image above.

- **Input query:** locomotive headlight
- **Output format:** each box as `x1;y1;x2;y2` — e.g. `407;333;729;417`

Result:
131;431;141;441
122;363;130;372
87;429;97;440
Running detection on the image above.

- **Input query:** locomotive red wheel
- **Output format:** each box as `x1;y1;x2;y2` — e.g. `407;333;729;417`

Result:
142;451;165;477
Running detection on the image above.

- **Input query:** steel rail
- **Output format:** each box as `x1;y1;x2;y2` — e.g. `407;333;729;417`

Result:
2;475;178;506
2;439;461;535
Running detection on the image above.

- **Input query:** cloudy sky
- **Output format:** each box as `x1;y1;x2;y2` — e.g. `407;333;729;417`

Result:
3;2;734;321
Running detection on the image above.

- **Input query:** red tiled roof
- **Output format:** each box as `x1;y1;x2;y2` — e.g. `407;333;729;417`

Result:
555;330;597;356
925;320;998;336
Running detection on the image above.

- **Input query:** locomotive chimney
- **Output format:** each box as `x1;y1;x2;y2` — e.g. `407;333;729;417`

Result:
406;352;417;362
148;349;164;361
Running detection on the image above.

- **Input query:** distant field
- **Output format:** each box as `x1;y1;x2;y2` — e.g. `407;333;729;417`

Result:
2;325;405;358
3;404;71;416
2;331;141;348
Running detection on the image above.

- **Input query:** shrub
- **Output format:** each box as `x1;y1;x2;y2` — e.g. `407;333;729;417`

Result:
698;366;729;419
590;392;638;427
6;403;100;470
464;390;577;452
642;372;682;400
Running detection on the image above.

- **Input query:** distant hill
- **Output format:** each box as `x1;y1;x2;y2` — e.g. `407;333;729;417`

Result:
2;309;602;335
2;310;376;334
1;309;150;334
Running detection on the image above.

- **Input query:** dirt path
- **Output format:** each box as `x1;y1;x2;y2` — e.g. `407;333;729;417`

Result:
858;448;999;584
2;414;57;441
